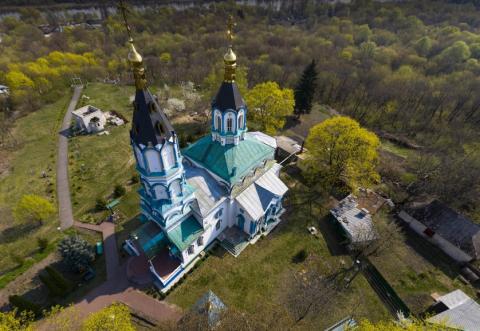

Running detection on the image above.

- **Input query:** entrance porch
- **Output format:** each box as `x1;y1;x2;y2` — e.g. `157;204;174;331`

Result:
218;225;249;257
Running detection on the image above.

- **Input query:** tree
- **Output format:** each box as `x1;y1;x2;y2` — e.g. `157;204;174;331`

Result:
57;236;95;272
0;310;34;331
13;194;55;224
351;318;446;330
294;60;318;115
245;82;294;135
8;295;42;318
82;303;135;331
303;116;380;191
113;184;126;198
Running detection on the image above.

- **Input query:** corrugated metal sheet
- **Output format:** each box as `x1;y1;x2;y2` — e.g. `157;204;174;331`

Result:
331;195;376;243
428;290;480;331
235;167;288;220
438;289;471;309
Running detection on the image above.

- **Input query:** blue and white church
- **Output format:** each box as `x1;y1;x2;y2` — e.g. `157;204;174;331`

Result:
123;34;288;292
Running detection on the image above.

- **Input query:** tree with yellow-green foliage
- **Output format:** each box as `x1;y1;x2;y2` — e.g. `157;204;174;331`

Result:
82;303;135;331
13;194;55;224
350;318;446;330
303;116;380;191
0;310;33;331
245;81;294;135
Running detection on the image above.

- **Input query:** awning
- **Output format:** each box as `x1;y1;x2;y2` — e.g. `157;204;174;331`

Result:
235;168;288;220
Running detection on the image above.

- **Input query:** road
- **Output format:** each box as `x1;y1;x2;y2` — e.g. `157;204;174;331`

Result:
56;85;83;230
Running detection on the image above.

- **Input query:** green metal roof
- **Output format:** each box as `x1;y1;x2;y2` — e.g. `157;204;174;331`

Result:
166;215;204;252
183;134;274;185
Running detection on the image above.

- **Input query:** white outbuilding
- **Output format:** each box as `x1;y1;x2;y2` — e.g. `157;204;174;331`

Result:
72;105;106;133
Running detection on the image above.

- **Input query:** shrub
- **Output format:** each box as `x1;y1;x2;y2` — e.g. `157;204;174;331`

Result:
9;295;42;318
131;174;139;184
10;253;24;266
292;249;308;263
95;198;107;211
45;266;71;293
37;237;48;252
58;236;94;272
113;184;126;198
39;273;63;297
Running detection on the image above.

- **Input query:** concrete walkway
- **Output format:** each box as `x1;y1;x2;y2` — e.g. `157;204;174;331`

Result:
57;85;83;230
73;221;182;324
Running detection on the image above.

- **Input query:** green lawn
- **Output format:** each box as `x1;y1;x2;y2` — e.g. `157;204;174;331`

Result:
380;140;417;159
370;218;476;314
69;83;138;221
0;91;72;274
167;174;390;329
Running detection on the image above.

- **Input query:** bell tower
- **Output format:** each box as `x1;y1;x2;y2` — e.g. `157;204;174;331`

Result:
211;16;247;146
121;2;195;230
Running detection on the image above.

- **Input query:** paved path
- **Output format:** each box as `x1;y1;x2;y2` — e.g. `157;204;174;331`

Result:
72;221;182;324
57;86;83;230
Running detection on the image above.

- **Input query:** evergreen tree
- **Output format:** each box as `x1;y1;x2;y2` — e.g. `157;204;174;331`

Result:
294;59;318;115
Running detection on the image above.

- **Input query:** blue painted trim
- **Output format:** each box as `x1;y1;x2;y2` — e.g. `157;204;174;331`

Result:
159;265;184;288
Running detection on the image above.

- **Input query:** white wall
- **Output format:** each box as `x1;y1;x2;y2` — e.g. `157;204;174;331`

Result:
145;149;163;172
398;211;473;263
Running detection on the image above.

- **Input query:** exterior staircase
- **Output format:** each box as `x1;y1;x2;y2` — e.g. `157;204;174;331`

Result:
218;226;249;257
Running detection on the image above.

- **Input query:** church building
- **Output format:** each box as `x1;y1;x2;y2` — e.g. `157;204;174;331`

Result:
123;25;288;292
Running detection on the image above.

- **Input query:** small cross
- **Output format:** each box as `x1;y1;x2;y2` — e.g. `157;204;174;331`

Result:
118;0;132;40
226;15;236;44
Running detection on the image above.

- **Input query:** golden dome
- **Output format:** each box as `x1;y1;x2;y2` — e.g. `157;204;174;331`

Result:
224;47;236;63
128;39;143;64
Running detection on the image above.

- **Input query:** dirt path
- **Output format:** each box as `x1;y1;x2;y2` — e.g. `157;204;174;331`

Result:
57;85;83;230
0;252;59;309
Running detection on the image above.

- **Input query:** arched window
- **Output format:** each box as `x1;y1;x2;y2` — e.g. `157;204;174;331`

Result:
227;117;233;132
216;115;222;132
145;149;162;172
238;113;244;129
161;144;175;170
155;122;165;136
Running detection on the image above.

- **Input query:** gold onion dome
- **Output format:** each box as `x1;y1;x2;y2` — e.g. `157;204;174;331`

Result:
224;47;237;63
128;38;143;64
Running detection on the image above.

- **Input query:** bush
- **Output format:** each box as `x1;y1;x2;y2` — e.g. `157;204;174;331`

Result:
292;249;308;263
131;174;139;184
45;266;71;293
10;253;24;266
39;273;63;297
9;295;42;318
58;236;95;272
113;184;126;198
95;198;107;211
37;237;48;252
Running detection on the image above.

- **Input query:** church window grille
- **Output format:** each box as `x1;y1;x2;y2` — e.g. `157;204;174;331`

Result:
227;117;233;132
149;103;156;113
215;209;223;218
216;219;221;230
197;236;204;246
188;245;194;255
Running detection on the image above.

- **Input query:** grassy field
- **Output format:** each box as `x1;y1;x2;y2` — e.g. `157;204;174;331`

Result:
166;173;390;329
370;218;476;314
0;91;73;274
68;83;138;221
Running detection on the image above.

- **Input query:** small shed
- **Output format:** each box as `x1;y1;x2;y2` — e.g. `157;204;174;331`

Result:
399;200;480;263
275;135;304;163
72;105;106;133
427;289;480;331
330;194;377;245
